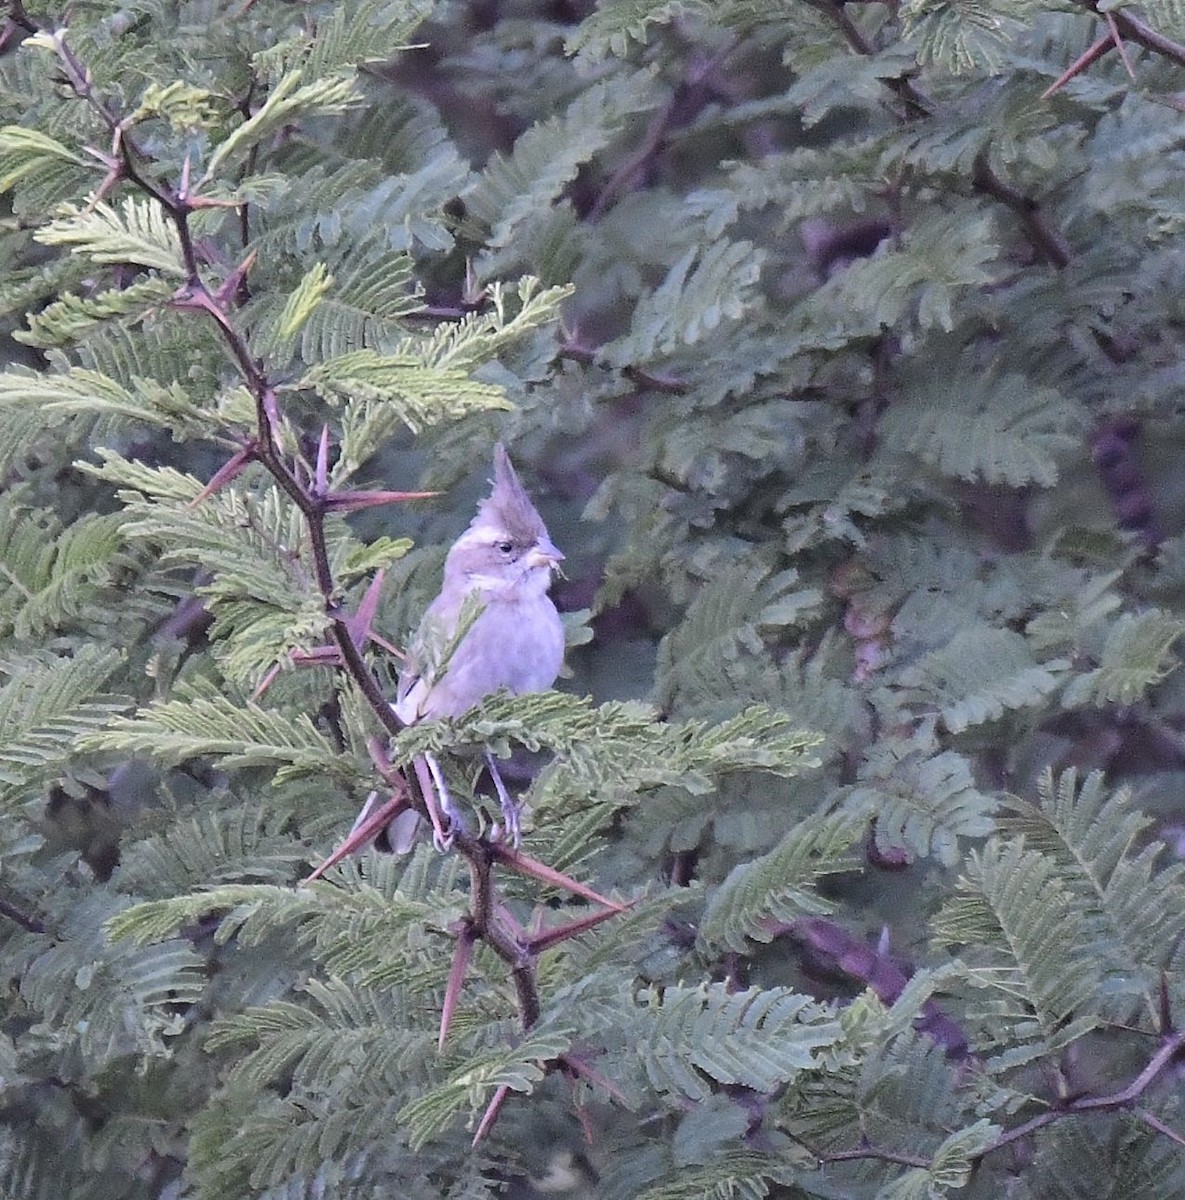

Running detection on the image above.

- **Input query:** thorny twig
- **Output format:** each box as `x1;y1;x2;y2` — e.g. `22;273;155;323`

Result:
21;13;623;1102
1074;0;1185;69
812;0;1072;267
0;895;46;934
787;916;1185;1170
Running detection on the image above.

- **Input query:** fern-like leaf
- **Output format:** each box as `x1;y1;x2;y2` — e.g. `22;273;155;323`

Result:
697;812;863;951
1062;609;1185;707
999;769;1185;1019
899;626;1068;733
81;691;357;786
636;983;844;1101
35;198;186;277
0;647;127;796
932;838;1102;1055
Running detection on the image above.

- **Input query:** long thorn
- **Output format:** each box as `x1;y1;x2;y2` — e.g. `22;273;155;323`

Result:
315;424;330;495
489;844;625;910
188;445;255;507
1105;11;1136;80
304;792;409;883
558;1053;629;1106
440;923;476;1050
527;902;633;955
1041;34;1112;99
472;1084;510;1146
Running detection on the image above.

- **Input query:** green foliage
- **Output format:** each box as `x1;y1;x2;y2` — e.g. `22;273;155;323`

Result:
634;983;845;1101
5;0;1185;1196
697;812;863;950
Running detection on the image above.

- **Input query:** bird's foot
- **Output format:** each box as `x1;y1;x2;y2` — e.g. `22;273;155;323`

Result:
422;751;466;851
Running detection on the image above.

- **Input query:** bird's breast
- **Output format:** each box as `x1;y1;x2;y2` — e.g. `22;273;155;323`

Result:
405;594;564;721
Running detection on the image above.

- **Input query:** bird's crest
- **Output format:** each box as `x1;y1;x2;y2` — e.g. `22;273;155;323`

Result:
473;443;548;542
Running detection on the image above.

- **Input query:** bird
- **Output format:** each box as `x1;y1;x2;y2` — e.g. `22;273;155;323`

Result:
355;443;565;852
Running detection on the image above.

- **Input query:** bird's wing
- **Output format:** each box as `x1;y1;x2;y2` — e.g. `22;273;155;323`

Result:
392;590;462;723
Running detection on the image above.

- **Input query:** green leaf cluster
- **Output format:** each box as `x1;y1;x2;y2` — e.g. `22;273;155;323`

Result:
5;0;1185;1197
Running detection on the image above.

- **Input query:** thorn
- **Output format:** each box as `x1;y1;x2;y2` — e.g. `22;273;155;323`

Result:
254;644;344;699
1137;1108;1185;1151
171;283;220;314
1041;34;1112;99
439;924;476;1050
187;195;247;210
367;736;396;775
178;151;192;201
315;424;330;496
557;1054;629;1106
83;143;119;170
188;445;256;507
347;570;385;646
303;791;410;883
495;901;529;942
527;902;632;955
214;249;257;306
462;258;485;307
323;488;439;513
85;166;124;210
262;386;282;430
368;630;404;659
489;845;625;911
251;660;283;701
1105;11;1136;80
1160;969;1173;1034
290;645;344;667
471;1084;510;1146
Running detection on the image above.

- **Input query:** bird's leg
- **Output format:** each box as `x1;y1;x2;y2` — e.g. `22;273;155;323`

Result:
485;750;522;848
419;751;465;851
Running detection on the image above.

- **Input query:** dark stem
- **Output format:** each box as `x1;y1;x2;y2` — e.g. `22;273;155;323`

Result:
34;15;542;1033
807;1027;1185;1172
0;895;46;933
811;0;1070;267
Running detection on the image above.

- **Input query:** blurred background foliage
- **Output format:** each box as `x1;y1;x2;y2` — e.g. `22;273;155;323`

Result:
4;0;1185;1196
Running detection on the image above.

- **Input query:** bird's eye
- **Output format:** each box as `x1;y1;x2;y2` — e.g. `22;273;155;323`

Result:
495;540;514;555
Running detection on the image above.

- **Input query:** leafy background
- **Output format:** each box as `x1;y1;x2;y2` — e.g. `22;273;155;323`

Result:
4;0;1185;1197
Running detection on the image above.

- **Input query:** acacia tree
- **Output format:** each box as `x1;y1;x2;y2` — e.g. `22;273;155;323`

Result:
3;1;1185;1197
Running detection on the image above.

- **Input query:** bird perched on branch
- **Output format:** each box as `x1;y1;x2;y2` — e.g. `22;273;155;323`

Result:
356;443;565;852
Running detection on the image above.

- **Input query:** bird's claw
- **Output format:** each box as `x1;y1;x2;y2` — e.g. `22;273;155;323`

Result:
499;799;522;848
485;750;523;849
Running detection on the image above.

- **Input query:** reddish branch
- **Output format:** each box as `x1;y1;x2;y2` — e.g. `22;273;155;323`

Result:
22;14;622;1058
811;0;1072;268
1073;1;1185;68
0;896;46;933
789;916;1185;1170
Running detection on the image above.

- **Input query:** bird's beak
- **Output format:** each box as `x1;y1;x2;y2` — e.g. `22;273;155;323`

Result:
526;537;565;571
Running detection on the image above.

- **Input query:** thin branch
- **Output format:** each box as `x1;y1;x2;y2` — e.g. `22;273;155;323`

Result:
0;896;45;933
585;39;739;221
810;0;1071;268
32;18;553;1050
1078;1;1185;68
814;1144;931;1169
558;340;688;395
971;152;1071;268
809;1028;1185;1172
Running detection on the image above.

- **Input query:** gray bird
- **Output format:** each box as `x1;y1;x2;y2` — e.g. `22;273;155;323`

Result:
357;443;565;851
